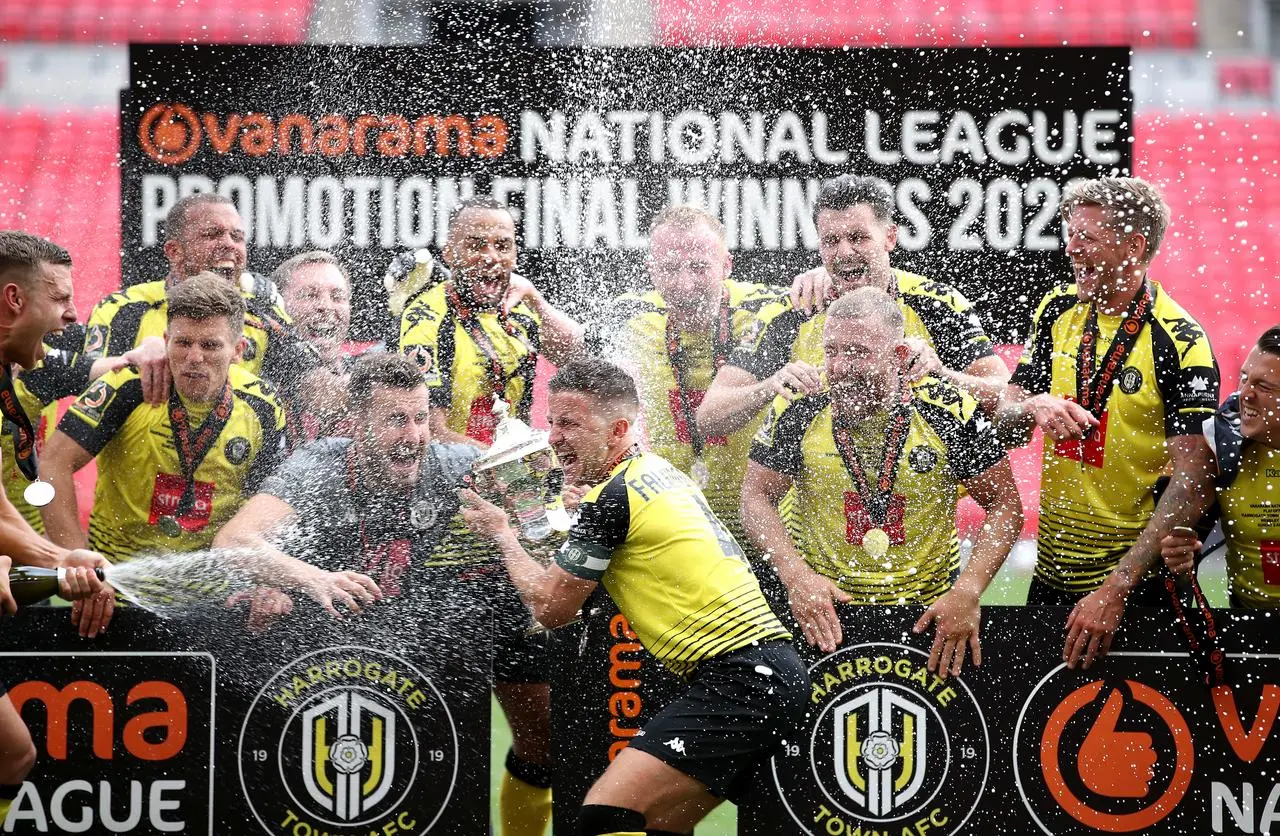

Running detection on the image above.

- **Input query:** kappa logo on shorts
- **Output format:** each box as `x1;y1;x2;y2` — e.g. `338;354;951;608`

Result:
224;436;251;465
238;647;459;835
665;737;687;755
773;643;988;836
1119;367;1144;395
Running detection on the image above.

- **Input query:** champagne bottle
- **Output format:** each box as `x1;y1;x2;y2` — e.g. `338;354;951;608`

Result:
8;567;106;607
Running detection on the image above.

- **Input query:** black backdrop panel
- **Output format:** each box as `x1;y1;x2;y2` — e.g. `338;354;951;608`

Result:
0;597;490;835
121;45;1131;343
551;604;1280;836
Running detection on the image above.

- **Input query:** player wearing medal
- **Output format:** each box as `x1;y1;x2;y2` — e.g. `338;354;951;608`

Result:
397;196;583;447
741;288;1023;675
79;194;334;420
459;357;806;836
1;325;94;529
1163;326;1280;607
215;352;556;836
996;177;1219;668
604;205;782;547
0;232;108;826
697;174;1009;440
39;273;285;577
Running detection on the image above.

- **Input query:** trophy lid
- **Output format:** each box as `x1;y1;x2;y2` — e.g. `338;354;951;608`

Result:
473;396;551;471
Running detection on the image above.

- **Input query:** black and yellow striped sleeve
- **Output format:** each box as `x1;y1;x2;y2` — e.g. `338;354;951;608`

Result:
900;279;995;371
748;392;826;478
725;299;808;381
1150;307;1220;437
556;472;630;581
1010;285;1076;395
85;292;154;359
914;378;1005;482
57;371;145;456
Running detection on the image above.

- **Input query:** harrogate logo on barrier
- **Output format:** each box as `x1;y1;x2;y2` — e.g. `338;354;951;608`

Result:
773;643;989;836
137;102;509;166
238;646;459;836
1014;666;1195;834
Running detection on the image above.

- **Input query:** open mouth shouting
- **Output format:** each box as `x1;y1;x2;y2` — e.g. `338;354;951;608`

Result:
385;443;422;479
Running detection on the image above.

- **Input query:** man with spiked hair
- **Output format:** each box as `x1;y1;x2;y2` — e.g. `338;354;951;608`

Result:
0;230;108;827
996;176;1220;668
461;356;806;836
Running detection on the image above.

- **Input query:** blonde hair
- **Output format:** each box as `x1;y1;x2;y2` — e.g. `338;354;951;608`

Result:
826;286;904;336
649;204;726;241
1060;177;1170;261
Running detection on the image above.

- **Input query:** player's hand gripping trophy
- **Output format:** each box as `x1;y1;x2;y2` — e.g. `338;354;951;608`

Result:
469;397;561;541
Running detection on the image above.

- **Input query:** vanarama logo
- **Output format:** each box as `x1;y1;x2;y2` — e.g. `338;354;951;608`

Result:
773;643;989;836
238;646;459;836
1014;667;1194;834
137;102;509;166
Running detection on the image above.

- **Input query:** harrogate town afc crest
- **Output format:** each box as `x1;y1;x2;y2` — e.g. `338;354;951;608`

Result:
238;646;459;835
773;643;989;836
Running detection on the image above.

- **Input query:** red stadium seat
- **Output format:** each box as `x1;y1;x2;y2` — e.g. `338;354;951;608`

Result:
657;0;1199;48
2;0;314;43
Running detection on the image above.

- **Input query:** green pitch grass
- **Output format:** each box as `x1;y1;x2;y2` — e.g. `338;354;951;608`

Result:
489;546;1230;834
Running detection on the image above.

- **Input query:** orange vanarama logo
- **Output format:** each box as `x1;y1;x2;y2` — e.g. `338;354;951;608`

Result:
1041;680;1193;832
138;102;509;166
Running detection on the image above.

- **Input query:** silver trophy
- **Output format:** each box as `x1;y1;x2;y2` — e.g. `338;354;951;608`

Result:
470;397;566;540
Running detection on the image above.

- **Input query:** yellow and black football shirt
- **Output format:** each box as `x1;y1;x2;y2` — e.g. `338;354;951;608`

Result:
609;279;783;543
82;274;318;389
556;451;790;679
4;325;97;530
1217;440;1280;608
57;365;286;560
750;376;1005;604
728;270;995;381
1011;281;1220;592
399;282;541;444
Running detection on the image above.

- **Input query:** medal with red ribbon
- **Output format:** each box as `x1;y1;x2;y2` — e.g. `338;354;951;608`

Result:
831;384;912;559
664;291;731;489
1076;282;1153;418
161;384;233;536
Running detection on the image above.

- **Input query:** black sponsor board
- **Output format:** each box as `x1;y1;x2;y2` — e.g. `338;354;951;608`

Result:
551;603;1280;835
0;594;489;835
121;45;1130;343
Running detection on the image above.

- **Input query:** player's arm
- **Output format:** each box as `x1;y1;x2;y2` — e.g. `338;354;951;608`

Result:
213;493;381;618
697;363;822;437
1161;441;1218;576
925;354;1010;413
1064;434;1216;669
914;457;1022;678
503;275;584;365
742;440;850;653
995;383;1097;443
458;488;596;627
36;431;95;550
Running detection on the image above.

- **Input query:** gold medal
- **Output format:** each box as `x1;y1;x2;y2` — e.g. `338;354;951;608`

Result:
158;515;183;538
862;527;891;559
691;459;710;490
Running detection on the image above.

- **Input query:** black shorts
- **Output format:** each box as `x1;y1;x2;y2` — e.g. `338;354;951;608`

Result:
451;563;549;685
627;640;808;802
1026;574;1168;608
